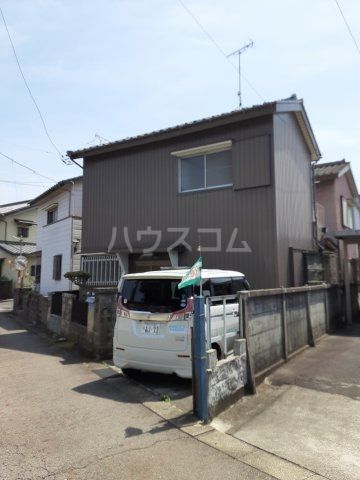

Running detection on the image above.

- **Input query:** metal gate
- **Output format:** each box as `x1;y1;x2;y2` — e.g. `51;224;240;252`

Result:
205;295;241;358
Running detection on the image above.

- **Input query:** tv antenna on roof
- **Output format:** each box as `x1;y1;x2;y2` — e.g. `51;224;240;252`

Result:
227;40;254;109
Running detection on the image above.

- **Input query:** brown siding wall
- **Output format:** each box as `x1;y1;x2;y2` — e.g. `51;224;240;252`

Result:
273;113;314;286
233;134;271;190
82;116;279;289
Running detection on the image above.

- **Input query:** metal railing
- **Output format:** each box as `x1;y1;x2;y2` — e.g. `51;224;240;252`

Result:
205;295;241;358
81;254;120;287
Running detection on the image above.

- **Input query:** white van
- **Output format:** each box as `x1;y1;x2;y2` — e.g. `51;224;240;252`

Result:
113;269;249;378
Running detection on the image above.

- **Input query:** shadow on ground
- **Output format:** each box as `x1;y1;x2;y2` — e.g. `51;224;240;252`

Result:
0;311;193;411
0;313;93;365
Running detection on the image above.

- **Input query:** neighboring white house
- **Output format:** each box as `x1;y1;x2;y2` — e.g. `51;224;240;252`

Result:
31;176;82;296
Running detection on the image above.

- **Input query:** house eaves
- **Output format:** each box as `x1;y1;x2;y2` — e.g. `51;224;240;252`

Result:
30;176;82;206
68;97;321;162
314;160;358;197
0;241;37;255
276;100;321;161
67;102;277;159
314;160;348;180
0;200;32;216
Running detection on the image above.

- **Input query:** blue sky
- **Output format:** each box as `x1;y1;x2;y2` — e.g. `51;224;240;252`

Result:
1;0;359;203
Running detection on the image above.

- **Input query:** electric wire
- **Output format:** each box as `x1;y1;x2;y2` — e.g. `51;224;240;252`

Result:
0;179;53;186
334;0;360;56
177;0;265;103
0;151;57;183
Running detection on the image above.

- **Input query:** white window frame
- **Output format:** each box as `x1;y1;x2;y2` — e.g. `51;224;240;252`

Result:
172;140;233;193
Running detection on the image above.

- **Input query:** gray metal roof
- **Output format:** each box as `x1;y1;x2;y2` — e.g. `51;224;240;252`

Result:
314;160;349;179
0;242;37;255
67;97;321;161
30;176;82;206
0;200;32;216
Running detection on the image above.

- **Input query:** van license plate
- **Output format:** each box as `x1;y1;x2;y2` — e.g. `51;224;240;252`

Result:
140;323;160;335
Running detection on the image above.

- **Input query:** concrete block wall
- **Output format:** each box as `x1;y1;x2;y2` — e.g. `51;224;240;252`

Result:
286;292;308;354
247;295;283;373
61;293;75;336
21;291;50;325
91;290;117;357
207;339;247;419
19;290;116;358
309;289;327;339
242;285;342;379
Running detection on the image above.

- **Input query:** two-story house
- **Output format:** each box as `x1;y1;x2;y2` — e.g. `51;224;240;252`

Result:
315;160;360;242
68;97;321;289
315;160;360;322
0;200;39;290
30;177;83;296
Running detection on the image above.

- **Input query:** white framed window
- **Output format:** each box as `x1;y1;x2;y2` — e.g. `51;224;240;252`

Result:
172;141;233;193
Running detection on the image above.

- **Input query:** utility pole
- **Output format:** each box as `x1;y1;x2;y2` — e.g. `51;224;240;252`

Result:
19;236;24;290
227;40;254;108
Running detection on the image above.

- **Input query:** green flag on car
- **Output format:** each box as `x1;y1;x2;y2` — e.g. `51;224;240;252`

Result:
178;257;202;289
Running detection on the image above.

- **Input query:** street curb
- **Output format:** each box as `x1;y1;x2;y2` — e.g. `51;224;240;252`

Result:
141;399;328;480
5;309;327;480
102;362;328;480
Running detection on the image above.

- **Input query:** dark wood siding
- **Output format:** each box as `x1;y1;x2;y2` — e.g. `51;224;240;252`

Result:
82;116;279;288
273;113;314;286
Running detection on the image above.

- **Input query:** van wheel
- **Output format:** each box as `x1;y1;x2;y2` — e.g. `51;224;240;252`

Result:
211;343;221;360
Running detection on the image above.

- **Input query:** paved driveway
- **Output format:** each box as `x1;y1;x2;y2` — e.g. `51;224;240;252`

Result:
217;325;360;480
0;302;271;480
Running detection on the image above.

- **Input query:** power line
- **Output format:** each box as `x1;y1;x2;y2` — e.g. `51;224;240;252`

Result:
0;5;71;165
334;0;360;56
0;179;53;186
177;0;265;103
0;151;57;183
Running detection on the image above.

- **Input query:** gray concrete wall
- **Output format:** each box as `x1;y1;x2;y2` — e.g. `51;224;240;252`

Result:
286;292;308;355
246;295;283;373
207;339;247;420
242;285;342;378
20;290;116;358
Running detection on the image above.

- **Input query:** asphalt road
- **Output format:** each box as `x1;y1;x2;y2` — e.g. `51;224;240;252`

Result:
0;302;272;480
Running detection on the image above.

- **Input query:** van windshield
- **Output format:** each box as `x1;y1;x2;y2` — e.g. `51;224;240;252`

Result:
121;279;190;313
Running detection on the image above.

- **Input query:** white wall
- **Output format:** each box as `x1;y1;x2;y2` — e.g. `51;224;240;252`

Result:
38;217;73;295
71;181;83;217
36;180;83;296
